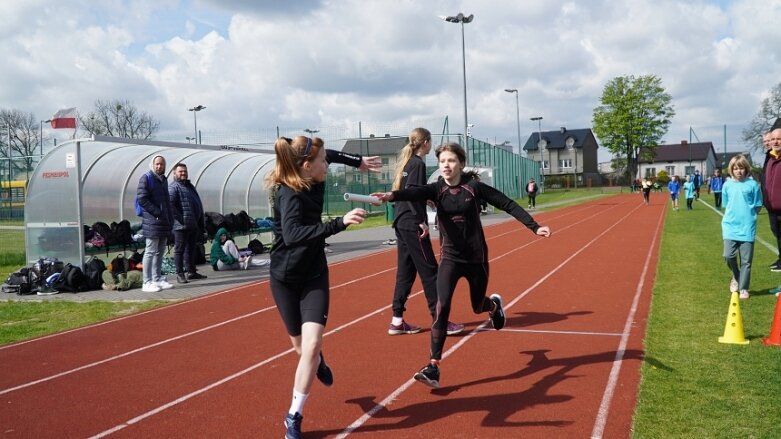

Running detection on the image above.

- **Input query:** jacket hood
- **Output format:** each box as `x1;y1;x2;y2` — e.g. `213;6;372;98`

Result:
148;155;167;174
214;227;230;240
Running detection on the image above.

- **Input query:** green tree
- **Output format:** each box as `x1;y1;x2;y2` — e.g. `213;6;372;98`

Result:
79;99;159;139
592;75;675;182
743;81;781;154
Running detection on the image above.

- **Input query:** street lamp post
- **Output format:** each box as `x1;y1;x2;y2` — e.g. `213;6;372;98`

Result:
530;116;544;188
40;119;51;157
188;105;206;144
504;89;521;156
442;12;474;153
566;136;577;189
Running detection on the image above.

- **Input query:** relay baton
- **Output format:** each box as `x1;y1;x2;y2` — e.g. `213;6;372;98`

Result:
343;193;381;205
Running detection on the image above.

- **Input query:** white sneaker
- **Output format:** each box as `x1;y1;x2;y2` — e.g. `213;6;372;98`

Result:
729;278;738;293
157;280;174;290
243;256;252;270
142;282;161;293
739;290;750;300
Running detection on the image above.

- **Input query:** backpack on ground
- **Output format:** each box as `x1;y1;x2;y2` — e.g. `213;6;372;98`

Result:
248;239;266;255
2;267;32;295
83;257;106;291
135;173;155;217
51;263;88;293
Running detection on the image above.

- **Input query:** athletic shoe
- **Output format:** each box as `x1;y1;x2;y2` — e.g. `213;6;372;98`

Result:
316;352;333;387
142;282;161;293
157;280;174;290
284;412;303;439
739;290;750;300
413;363;440;388
187;272;207;280
772;263;781;273
770;260;781;268
729;278;738;294
489;294;506;330
176;273;188;284
446;321;465;335
388;320;422;335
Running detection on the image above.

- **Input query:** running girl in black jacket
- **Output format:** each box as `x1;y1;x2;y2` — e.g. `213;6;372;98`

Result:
265;136;367;439
373;142;551;388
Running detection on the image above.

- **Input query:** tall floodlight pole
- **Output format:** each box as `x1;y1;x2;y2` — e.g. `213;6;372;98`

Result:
442;12;474;154
504;89;521;155
188;105;206;144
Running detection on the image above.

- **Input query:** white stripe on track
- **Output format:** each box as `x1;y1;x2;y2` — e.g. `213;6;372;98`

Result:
590;202;665;438
337;198;648;437
477;327;624;337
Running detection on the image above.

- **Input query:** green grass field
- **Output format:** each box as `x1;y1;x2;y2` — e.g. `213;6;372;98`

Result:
3;191;780;437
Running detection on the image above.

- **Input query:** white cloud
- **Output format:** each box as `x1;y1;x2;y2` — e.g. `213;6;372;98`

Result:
2;0;780;158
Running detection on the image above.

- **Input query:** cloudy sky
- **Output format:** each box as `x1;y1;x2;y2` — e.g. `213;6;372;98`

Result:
3;0;780;161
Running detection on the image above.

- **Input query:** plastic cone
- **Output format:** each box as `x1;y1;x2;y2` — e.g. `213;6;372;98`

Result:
718;292;749;345
762;294;781;346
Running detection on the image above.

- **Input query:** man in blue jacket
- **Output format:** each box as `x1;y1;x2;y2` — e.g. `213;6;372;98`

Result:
137;155;175;292
169;162;207;284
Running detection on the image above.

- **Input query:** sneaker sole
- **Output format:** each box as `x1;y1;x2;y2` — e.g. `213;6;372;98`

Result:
388;329;422;335
446;328;464;336
490;294;505;330
413;372;440;388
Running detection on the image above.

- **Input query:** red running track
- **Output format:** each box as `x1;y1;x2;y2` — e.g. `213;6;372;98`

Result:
0;193;664;438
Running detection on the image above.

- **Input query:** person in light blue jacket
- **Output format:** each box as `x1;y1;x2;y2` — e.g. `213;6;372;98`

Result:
708;168;726;210
722;155;763;300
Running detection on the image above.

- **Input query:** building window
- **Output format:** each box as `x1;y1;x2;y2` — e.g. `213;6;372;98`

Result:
685;165;695;176
541;160;548;169
381;157;389;166
559;159;572;169
352;173;362;183
666;166;675;176
645;168;656;178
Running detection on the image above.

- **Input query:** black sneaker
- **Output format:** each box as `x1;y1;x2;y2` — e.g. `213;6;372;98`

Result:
176;273;188;284
489;294;505;330
316;352;333;387
187;272;207;280
413;363;440;388
770;260;781;268
284;412;303;439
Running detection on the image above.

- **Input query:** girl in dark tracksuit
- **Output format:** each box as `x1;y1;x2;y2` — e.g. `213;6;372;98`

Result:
266;136;369;439
375;142;551;388
388;128;463;336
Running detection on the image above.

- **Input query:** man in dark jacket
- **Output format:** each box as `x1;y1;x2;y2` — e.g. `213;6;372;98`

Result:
762;118;781;272
169;163;207;283
137;155;175;292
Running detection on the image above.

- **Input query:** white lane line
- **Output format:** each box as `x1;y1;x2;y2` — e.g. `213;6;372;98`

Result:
87;199;629;437
590;203;665;439
477;327;624;337
337;200;648;437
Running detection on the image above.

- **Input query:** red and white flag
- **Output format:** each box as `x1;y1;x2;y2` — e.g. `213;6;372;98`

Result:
50;108;78;129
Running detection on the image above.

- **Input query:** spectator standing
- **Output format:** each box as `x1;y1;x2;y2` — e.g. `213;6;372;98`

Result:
721;155;763;299
708;168;726;210
387;128;463;337
169;163;208;283
667;175;681;211
762;118;781;272
136;155;174;293
683;174;696;210
693;170;703;199
526;178;539;209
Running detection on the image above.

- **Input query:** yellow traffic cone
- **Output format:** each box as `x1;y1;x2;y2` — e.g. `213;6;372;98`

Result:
718;292;749;345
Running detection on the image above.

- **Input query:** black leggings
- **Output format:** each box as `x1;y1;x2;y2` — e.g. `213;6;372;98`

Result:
528;194;536;207
270;272;329;337
430;260;493;360
391;227;438;319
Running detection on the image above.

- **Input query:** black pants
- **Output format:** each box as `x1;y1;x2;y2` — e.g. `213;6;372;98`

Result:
430;260;493;360
713;192;722;209
391;227;438;319
173;228;200;274
686;198;694;210
527;194;536;207
768;210;781;259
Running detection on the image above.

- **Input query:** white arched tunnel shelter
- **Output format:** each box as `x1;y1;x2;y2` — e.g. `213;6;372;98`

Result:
25;136;276;267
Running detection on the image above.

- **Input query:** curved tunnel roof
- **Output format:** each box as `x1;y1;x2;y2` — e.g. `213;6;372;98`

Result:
25;136;276;266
